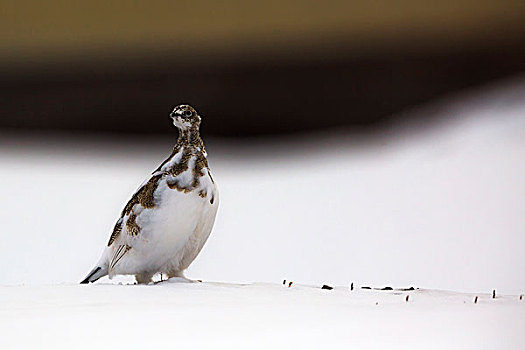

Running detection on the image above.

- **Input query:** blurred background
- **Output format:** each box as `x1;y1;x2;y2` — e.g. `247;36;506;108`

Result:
1;1;524;294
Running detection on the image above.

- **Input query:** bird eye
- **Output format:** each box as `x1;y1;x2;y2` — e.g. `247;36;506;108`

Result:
184;110;192;117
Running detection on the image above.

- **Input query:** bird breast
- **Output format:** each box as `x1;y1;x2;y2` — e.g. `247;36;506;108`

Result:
125;154;218;266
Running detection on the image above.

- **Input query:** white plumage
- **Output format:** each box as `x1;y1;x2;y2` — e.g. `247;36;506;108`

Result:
81;105;218;284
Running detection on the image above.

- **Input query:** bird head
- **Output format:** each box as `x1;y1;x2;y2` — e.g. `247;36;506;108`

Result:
170;104;201;130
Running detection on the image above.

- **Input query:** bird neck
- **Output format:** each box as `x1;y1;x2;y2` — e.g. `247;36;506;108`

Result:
176;126;203;149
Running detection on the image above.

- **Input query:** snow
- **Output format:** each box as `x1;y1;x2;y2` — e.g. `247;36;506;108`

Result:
1;281;523;349
0;77;524;348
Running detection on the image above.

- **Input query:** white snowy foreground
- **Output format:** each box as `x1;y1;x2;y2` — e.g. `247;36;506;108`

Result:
1;280;523;349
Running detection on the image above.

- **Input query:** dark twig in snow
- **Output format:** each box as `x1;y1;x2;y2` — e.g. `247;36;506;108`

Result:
321;285;333;290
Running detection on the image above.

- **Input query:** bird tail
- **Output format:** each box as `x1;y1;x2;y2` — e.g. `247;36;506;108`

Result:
80;265;108;284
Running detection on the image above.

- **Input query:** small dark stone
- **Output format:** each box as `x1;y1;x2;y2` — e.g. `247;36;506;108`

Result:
321;285;333;290
399;287;415;291
379;287;393;291
361;286;371;290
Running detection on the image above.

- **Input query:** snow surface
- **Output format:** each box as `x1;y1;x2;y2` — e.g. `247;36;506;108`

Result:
1;281;523;349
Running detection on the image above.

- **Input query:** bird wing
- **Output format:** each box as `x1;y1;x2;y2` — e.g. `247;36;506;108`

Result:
109;244;131;271
107;217;131;273
106;172;163;271
107;209;140;271
107;218;123;246
107;172;162;247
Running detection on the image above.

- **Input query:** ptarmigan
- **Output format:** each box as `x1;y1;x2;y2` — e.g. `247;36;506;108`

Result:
81;104;219;284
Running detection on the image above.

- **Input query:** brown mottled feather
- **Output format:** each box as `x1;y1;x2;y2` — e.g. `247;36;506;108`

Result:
126;212;141;237
107;219;122;246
